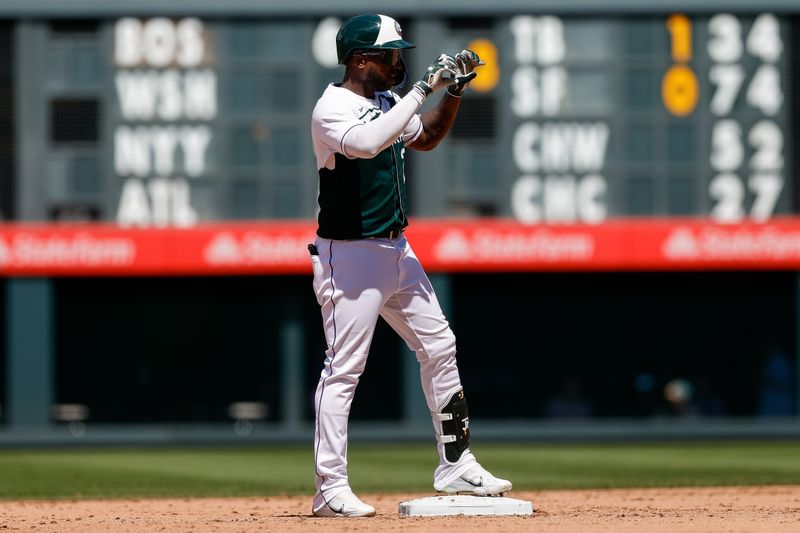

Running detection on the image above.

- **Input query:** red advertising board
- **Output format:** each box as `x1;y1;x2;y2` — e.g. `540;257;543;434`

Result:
1;217;800;276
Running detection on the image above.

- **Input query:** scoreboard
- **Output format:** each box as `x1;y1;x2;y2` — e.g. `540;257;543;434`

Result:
6;10;794;229
502;14;791;224
0;6;796;275
436;13;794;225
129;14;794;227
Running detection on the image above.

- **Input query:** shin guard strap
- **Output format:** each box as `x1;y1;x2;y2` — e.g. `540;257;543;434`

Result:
437;389;470;463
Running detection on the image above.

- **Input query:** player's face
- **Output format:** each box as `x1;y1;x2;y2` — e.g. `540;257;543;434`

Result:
358;50;404;91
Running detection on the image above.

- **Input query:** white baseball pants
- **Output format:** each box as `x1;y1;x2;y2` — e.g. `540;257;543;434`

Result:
310;235;477;499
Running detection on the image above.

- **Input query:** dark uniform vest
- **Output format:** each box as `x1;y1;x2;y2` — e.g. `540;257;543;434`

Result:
316;98;410;240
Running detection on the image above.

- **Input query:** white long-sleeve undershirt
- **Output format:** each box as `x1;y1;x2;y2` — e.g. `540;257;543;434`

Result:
340;86;427;159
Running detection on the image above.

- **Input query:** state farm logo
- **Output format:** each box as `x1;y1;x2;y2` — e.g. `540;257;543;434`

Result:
0;233;135;267
434;231;471;262
203;231;313;266
662;225;800;262
662;227;700;259
433;228;593;263
204;233;242;264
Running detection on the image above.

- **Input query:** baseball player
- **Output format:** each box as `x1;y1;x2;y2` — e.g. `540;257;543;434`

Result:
308;14;512;517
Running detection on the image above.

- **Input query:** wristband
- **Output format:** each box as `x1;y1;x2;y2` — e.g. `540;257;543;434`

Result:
413;81;433;97
447;84;465;97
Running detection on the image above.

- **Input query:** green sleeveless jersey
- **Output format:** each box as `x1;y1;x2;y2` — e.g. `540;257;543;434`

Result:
312;85;419;240
317;138;409;239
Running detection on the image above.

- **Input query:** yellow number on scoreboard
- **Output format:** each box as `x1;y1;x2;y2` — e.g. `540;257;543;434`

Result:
663;15;698;116
662;64;699;117
667;14;693;62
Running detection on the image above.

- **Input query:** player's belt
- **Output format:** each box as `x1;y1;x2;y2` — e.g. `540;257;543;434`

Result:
375;228;403;239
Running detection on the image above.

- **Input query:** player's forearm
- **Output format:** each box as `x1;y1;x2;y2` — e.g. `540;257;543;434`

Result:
414;92;462;151
340;89;426;159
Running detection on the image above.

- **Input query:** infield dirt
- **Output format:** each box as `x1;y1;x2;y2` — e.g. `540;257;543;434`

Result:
1;485;799;532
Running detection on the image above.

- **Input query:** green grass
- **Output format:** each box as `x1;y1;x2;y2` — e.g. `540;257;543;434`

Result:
0;441;799;500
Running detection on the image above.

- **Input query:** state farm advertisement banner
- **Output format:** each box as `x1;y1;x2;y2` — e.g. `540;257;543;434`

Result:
415;218;800;272
0;223;317;276
2;218;800;276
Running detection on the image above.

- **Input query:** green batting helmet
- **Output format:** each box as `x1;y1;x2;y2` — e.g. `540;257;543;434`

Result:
336;14;415;65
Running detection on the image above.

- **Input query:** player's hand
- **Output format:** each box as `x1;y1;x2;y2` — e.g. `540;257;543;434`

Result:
448;49;485;96
413;54;458;96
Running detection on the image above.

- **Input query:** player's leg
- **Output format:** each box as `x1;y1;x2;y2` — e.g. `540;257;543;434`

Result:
379;238;511;495
310;238;393;516
379;277;482;491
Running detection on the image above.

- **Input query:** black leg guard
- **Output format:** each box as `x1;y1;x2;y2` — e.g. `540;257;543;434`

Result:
437;389;470;463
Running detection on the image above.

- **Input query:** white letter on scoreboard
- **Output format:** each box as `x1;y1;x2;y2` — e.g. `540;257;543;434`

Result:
184;69;217;119
540;66;567;116
179;126;212;177
511;66;538;117
543;175;577;223
157;69;182;120
148;177;171;227
143;18;177;67
510;16;537;64
577;174;607;224
511;175;542;224
537;16;565;65
150;126;178;176
117;178;151;227
115;18;143;67
513;122;540;173
540;123;571;173
146;178;198;228
176;18;205;67
572;123;609;173
171;178;199;227
115;71;158;120
114;126;151;177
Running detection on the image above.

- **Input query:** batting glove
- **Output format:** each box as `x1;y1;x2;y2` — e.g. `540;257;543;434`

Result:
447;49;485;97
413;54;459;97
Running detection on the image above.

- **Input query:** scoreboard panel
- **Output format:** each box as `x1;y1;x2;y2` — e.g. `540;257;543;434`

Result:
9;12;797;228
455;14;793;224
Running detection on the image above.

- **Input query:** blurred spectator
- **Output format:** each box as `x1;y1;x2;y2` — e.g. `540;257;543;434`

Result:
660;376;726;417
692;377;727;416
545;378;591;418
662;378;695;416
758;343;794;416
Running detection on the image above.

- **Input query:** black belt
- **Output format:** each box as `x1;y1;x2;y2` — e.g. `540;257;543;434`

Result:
375;228;404;239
